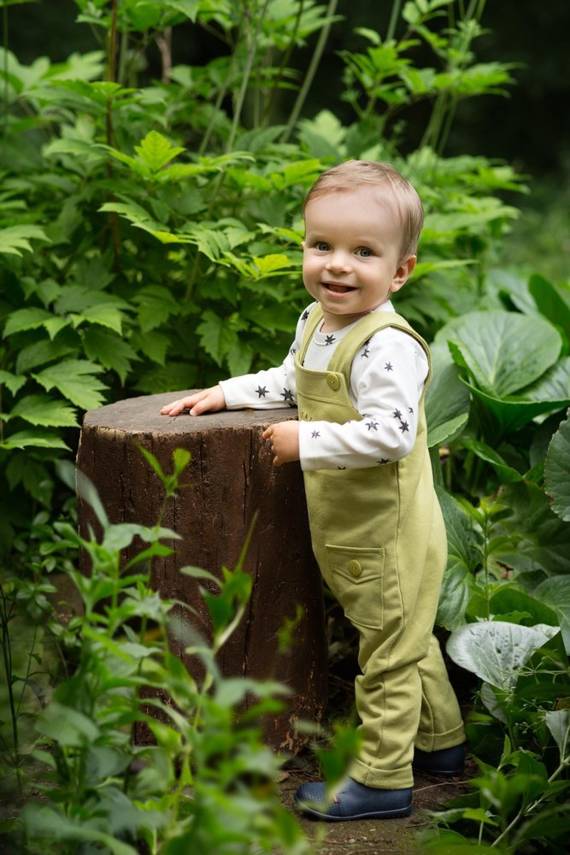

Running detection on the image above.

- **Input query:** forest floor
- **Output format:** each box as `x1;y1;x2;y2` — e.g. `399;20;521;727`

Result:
279;753;474;854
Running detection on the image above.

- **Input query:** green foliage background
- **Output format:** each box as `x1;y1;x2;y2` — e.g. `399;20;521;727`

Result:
1;1;569;852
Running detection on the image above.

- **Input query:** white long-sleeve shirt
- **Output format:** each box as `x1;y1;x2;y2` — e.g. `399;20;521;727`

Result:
219;301;429;471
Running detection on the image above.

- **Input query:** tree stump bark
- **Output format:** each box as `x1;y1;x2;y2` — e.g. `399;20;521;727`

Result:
77;390;328;752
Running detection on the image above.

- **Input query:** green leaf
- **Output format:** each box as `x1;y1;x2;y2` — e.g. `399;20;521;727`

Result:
495;481;570;577
0;429;69;450
197;310;236;366
529;273;570;339
426;342;470;447
544;409;570;521
33;359;107;409
36;701;99;746
134;285;179;333
461;437;522;483
134;130;185;173
3;307;53;337
534;575;570;654
544;709;570;760
7;394;78;427
446;621;559;690
461;379;569;433
0;369;26;395
0;224;49;256
436;489;480;629
16;336;76;374
83;326;138;383
436;311;562;397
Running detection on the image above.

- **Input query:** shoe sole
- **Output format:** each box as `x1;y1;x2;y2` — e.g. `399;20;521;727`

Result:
295;802;413;822
412;766;464;776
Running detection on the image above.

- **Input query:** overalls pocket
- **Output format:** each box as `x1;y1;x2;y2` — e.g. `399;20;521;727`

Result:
324;544;385;630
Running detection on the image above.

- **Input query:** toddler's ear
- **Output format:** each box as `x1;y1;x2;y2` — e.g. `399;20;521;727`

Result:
391;255;416;292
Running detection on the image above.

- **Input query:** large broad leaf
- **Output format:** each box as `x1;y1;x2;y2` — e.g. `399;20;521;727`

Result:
435;310;562;396
534;575;570;654
544;409;570;521
529;274;570;340
461;378;570;434
33;359;108;410
446;621;559;690
425;342;470;447
435;488;481;629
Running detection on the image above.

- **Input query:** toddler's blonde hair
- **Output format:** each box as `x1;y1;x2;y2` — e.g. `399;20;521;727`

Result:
304;160;424;262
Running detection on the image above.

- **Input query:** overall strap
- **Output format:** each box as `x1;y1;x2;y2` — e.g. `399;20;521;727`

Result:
327;311;432;388
298;303;324;364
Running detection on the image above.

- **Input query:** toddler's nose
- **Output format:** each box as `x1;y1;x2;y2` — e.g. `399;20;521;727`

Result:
326;251;352;272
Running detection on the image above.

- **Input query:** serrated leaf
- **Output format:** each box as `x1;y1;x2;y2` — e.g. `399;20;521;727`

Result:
3;307;53;337
75;302;125;334
134;285;179;333
196;310;236;366
1;429;69;450
83;327;138;383
0;369;26;395
7;394;78;427
33;359;107;410
134;130;184;173
0;224;49;256
16;337;76;374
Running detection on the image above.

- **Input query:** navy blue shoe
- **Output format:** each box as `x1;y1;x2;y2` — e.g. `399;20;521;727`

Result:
293;778;412;821
413;743;466;776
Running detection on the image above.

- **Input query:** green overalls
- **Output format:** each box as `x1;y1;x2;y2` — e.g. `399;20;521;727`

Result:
295;306;465;789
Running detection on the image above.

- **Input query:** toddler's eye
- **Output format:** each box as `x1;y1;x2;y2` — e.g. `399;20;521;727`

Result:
314;241;329;252
356;246;373;257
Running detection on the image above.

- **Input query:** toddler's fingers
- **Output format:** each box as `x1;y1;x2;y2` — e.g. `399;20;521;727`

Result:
161;396;197;415
261;427;273;440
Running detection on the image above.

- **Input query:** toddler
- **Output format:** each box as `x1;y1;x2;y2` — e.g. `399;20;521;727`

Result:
161;161;465;821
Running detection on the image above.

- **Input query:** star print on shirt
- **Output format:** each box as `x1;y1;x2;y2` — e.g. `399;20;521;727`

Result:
256;386;268;398
408;407;414;414
365;420;379;431
384;362;393;371
337;465;347;470
377;458;391;465
311;430;320;439
393;409;402;419
301;309;310;321
324;334;336;345
399;421;409;433
361;345;370;358
280;388;294;404
289;346;297;356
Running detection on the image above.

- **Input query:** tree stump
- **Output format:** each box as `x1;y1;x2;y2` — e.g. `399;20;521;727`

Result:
77;390;328;752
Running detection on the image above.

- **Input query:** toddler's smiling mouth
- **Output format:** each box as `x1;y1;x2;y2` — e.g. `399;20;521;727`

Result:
322;282;356;294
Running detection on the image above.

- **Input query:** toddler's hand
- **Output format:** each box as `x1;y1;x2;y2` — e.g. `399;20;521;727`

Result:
262;421;299;466
160;385;226;417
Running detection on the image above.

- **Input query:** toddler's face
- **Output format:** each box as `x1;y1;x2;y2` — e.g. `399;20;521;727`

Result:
302;186;414;331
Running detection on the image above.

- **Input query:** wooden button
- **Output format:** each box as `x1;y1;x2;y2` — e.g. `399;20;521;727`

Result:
326;374;340;391
347;559;362;578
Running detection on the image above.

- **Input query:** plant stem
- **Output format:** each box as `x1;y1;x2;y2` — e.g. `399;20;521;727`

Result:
387;0;402;42
262;0;305;125
491;756;570;848
281;0;339;143
226;0;271;154
0;583;21;792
